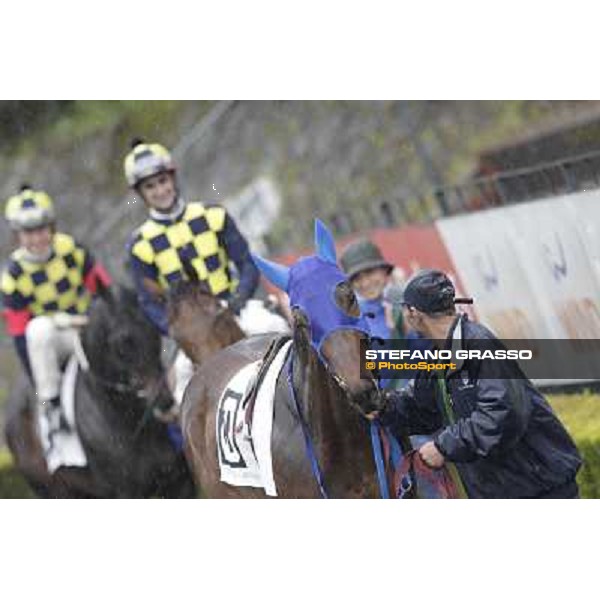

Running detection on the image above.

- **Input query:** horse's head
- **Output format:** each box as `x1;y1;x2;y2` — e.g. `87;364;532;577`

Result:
82;285;169;407
166;276;245;365
253;220;384;416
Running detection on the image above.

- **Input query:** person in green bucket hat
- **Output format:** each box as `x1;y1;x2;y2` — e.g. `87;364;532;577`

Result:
340;238;396;341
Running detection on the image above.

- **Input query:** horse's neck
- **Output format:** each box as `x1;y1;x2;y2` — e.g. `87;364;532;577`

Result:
182;314;245;365
293;346;377;495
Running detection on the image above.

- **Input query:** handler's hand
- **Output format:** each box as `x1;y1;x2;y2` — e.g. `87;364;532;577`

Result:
418;441;445;469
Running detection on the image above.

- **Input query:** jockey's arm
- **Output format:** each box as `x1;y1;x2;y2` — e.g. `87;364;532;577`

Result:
77;243;112;295
12;334;33;380
0;289;33;379
128;252;169;336
222;212;259;305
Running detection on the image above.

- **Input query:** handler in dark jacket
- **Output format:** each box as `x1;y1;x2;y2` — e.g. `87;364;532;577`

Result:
375;269;582;499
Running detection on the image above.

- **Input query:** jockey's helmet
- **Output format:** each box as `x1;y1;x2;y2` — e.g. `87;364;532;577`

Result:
4;185;56;231
123;138;176;188
340;238;393;281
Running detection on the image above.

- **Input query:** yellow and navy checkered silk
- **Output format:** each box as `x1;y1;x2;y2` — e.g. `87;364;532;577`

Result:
0;232;91;316
130;203;237;296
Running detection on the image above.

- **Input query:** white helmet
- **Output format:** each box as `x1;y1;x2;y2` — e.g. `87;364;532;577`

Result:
4;185;56;231
123;138;176;187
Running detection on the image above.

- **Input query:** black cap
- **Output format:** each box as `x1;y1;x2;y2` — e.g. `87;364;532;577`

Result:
401;269;472;314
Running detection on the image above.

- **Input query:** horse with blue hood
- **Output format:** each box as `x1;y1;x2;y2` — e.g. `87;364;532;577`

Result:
180;220;402;498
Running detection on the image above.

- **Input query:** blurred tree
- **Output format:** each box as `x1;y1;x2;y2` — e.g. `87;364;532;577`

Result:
0;101;74;146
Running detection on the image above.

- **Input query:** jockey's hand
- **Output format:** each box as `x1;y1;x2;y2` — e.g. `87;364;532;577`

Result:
227;293;246;315
419;441;445;469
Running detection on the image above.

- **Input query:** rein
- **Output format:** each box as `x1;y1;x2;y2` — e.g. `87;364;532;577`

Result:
82;363;152;399
286;351;329;498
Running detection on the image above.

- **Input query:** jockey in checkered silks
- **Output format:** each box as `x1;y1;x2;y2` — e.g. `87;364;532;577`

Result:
123;138;266;414
1;185;112;433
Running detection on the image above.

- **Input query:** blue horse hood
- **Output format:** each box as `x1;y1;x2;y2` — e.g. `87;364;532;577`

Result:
288;256;371;353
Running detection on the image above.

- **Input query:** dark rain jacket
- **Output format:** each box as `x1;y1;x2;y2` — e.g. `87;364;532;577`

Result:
379;314;582;498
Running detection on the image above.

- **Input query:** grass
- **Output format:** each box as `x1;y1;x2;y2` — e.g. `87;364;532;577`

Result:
0;449;34;498
547;391;600;499
0;392;598;498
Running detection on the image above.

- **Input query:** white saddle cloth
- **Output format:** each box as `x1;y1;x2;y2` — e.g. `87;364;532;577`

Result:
216;340;292;496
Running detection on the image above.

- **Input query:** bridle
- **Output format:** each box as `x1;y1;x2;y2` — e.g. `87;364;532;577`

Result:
285;328;388;499
84;367;155;400
294;321;384;420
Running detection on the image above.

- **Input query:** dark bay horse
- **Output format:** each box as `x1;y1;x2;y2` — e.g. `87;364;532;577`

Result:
181;220;389;498
5;285;195;498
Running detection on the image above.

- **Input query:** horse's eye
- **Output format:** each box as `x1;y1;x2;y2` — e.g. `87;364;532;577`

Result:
335;282;360;318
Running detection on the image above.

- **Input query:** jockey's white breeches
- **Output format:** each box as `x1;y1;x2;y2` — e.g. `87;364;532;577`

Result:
26;315;78;404
172;350;195;406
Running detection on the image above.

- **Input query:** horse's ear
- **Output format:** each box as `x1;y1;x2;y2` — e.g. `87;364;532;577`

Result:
314;219;337;265
252;253;290;292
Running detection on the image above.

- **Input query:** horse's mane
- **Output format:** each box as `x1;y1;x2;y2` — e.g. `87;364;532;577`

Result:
167;278;217;322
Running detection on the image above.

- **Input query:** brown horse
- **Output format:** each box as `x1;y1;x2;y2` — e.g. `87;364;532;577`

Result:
180;220;390;498
167;279;245;366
